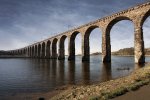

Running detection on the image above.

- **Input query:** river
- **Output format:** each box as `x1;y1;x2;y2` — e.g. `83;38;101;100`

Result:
0;55;150;99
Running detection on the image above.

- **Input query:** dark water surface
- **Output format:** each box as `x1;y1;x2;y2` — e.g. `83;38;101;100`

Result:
0;55;150;97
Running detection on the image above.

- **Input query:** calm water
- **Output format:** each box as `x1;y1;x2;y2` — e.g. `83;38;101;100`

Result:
0;55;150;97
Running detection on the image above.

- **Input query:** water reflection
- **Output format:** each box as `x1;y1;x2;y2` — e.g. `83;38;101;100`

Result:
101;63;112;82
0;56;150;96
82;62;90;84
68;61;75;84
58;60;65;85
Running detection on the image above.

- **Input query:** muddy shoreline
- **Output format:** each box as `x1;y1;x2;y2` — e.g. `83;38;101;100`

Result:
50;65;150;100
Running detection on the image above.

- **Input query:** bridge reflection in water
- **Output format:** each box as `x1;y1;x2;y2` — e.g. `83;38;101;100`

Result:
26;56;149;89
0;56;150;95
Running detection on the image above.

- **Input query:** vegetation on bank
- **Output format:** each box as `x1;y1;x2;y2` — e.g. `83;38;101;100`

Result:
90;79;150;100
50;65;150;100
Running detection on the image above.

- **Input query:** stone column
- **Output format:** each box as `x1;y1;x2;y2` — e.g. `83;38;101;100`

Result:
134;19;145;64
68;36;75;60
58;39;65;60
102;28;111;63
82;34;90;61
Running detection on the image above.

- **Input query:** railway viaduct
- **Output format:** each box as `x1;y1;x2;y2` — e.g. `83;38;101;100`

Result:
8;2;150;64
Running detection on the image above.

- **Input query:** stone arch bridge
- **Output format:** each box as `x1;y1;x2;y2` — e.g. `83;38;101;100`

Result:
7;2;150;64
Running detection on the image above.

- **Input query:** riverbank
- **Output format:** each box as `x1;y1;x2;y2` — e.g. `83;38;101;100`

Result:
50;65;150;100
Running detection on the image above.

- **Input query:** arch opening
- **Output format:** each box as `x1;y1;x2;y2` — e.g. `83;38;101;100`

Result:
58;35;67;60
38;44;41;58
68;31;82;60
143;13;150;62
32;46;34;57
108;18;134;63
52;38;58;59
46;40;51;58
42;42;46;58
35;45;37;57
83;25;102;61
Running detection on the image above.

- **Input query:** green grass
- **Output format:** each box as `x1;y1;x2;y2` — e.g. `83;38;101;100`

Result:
103;87;128;99
100;79;150;100
127;79;150;91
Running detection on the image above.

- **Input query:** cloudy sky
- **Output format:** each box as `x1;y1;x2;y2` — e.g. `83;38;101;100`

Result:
0;0;150;54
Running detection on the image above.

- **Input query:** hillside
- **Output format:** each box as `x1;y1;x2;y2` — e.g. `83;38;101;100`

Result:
112;47;150;55
90;47;150;56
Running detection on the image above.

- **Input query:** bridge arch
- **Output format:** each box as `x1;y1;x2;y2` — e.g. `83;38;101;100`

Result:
41;42;46;58
141;9;150;26
32;46;35;57
106;16;133;34
51;38;58;59
38;44;41;58
82;25;102;61
46;40;51;58
142;10;150;62
35;45;38;57
58;35;67;60
68;31;82;60
30;47;32;57
103;16;134;62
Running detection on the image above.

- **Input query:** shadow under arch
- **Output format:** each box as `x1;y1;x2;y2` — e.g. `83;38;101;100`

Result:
35;45;38;57
46;40;51;58
58;35;67;60
38;44;41;58
51;38;58;59
31;46;34;57
82;25;102;61
41;42;46;58
68;31;82;60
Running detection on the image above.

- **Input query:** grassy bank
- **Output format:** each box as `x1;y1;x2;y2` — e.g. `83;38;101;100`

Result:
50;66;150;100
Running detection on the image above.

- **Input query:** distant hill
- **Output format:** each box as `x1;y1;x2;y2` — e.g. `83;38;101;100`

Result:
90;47;150;56
91;52;101;55
112;47;134;55
112;47;150;55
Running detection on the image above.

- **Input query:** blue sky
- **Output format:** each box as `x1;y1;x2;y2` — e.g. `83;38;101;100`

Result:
0;0;150;54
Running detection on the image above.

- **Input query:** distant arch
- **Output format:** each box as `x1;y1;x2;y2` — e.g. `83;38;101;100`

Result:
38;44;41;57
30;47;32;57
41;42;46;58
58;35;67;59
32;46;35;57
51;38;58;59
35;45;38;57
46;40;51;58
